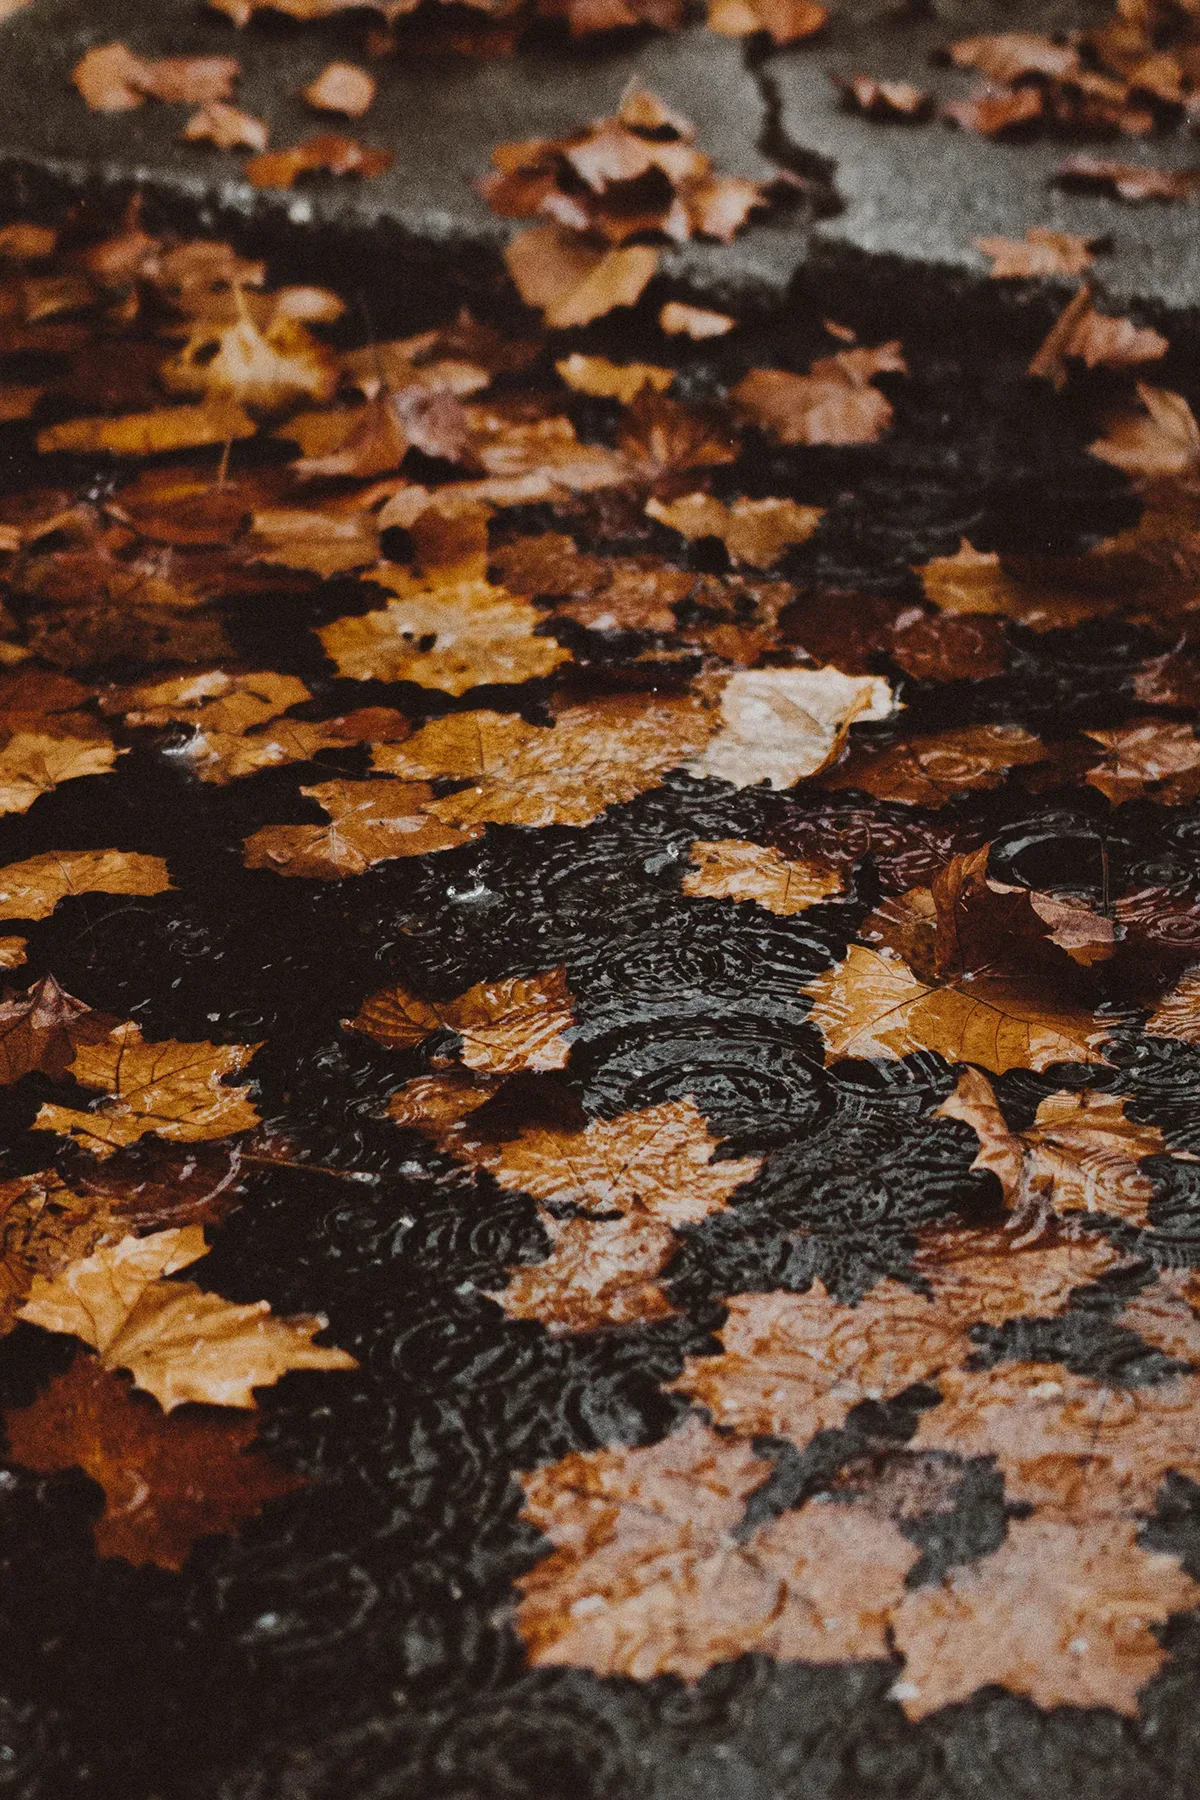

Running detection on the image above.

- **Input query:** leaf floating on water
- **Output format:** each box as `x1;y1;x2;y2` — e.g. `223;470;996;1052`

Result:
0;850;171;921
243;779;481;878
347;968;575;1073
682;840;843;914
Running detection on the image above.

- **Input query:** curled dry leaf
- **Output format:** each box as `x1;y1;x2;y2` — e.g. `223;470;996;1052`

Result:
505;227;659;330
33;1020;262;1156
374;694;716;828
1084;719;1200;804
671;1231;1119;1445
243;778;481;878
826;723;1048;807
1028;288;1167;391
4;1354;304;1568
685;667;896;790
319;568;571;694
732;343;907;447
707;0;826;44
683;839;843;914
245;136;394;190
0;850;171;921
302;63;376;119
646;493;823;569
659;301;734;339
17;1226;356;1410
182;103;268;152
347;968;574;1074
515;1416;917;1680
977;228;1097;279
890;1517;1200;1719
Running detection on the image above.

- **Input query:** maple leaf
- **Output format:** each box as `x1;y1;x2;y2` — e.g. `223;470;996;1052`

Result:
832;74;932;119
492;1213;681;1331
0;975;115;1085
918;539;1121;631
685;668;896;790
732;344;907;447
302;63;376;118
658;301;734;339
890;1517;1200;1719
671;1230;1118;1446
938;1068;1165;1230
4;1354;304;1568
0;1168;141;1334
1056;157;1200;203
373;694;716;828
0;850;171;922
682;839;843;915
161;311;338;414
515;1416;917;1679
347;968;574;1074
645;493;823;569
33;1021;262;1156
1090;384;1200;482
245;136;394;189
825;723;1047;807
556;353;674;403
708;0;826;44
37;400;256;458
181;102;268;152
387;1068;503;1155
1084;719;1200;804
1028;288;1167;391
0;733;120;814
1146;965;1200;1041
505;227;659;330
802;943;1108;1072
318;567;570;694
17;1226;356;1409
242;778;481;878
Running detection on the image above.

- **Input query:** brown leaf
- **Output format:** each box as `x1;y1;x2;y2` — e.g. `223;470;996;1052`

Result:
0;733;120;814
944;87;1045;136
245;136;394;189
373;694;716;828
672;1231;1119;1445
161;313;338;414
1119;1272;1200;1365
685;668;896;789
0;974;115;1085
73;45;240;113
732;344;906;446
490;1213;680;1331
515;1416;917;1679
659;302;734;339
1056;156;1200;202
102;669;311;733
947;31;1081;84
0;850;171;921
918;539;1122;631
683;839;843;914
505;227;659;330
826;723;1047;806
832;74;932;119
1029;288;1168;391
0;223;55;262
318;567;571;694
645;493;822;569
33;1022;262;1156
37;401;256;458
0;1169;137;1334
4;1355;304;1568
243;778;481;878
1085;719;1200;804
890;1517;1200;1718
556;353;673;403
346;968;574;1074
977;228;1097;279
181;102;268;152
17;1226;355;1409
1090;384;1200;481
302;63;376;118
708;0;826;44
1146;966;1200;1040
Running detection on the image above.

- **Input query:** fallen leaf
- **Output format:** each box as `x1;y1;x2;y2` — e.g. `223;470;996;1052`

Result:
1090;384;1200;481
0;733;120;814
682;839;843;914
685;667;896;790
505;227;659;329
73;44;240;113
161;312;338;414
1084;719;1200;804
658;301;734;339
245;136;394;189
0;938;26;968
346;967;574;1073
515;1416;917;1679
646;493;822;568
832;74;932;119
1028;288;1167;391
0;975;115;1086
707;0;826;44
4;1354;304;1567
37;401;256;458
0;223;56;262
374;693;715;828
242;778;482;877
302;63;376;118
0;850;171;921
1056;156;1200;202
1146;966;1200;1040
17;1226;355;1409
319;567;571;694
181;102;268;152
732;343;906;446
890;1517;1200;1718
918;539;1121;631
947;31;1081;84
556;353;674;403
33;1021;262;1156
826;724;1048;806
976;228;1097;278
102;669;311;733
944;87;1045;137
